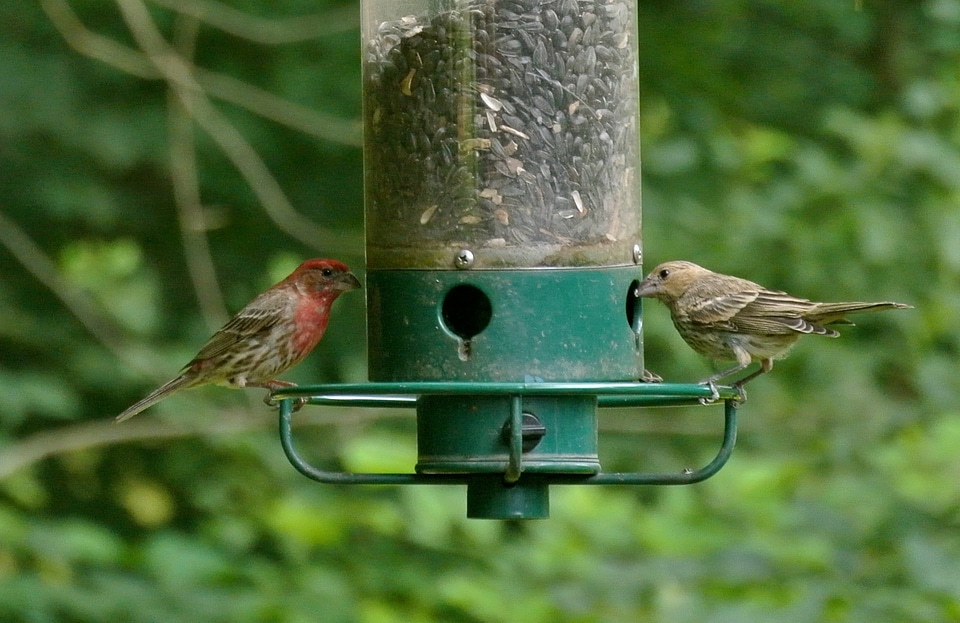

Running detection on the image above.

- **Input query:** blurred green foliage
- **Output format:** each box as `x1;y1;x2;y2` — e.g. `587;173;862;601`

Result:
0;0;958;621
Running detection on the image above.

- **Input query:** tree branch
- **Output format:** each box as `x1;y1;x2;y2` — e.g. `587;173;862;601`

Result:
40;0;362;146
0;406;412;480
168;13;230;330
0;210;162;380
148;0;359;45
115;0;363;254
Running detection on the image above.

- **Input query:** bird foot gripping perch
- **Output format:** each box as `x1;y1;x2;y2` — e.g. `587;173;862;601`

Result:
698;380;748;406
698;381;722;406
263;391;308;412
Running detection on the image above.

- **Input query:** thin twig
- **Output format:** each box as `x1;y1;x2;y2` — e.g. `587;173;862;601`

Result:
0;210;161;380
195;69;362;146
40;0;361;146
115;0;362;253
0;407;413;480
169;13;230;330
39;0;158;78
149;0;359;45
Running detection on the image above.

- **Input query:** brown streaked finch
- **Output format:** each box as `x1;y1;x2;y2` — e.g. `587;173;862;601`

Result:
636;260;910;399
115;259;361;422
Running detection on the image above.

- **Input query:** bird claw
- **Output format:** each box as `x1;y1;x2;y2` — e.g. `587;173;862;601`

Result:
263;393;308;412
639;368;663;383
698;381;721;405
697;381;747;405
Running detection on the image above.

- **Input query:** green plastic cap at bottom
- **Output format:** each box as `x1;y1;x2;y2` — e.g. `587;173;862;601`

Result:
466;475;550;519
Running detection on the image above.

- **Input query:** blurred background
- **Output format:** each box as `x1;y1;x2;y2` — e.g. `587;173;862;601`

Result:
1;0;957;621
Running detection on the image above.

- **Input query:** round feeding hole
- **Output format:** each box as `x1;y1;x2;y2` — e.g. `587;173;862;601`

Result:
626;279;642;333
441;284;492;339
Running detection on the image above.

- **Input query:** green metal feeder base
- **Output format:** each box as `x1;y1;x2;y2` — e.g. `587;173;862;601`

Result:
366;267;644;383
416;394;600;476
274;381;741;520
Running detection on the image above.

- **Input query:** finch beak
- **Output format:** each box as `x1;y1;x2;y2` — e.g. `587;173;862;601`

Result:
337;272;362;292
634;277;660;298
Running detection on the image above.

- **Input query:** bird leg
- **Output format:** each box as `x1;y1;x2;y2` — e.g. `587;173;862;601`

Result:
700;362;750;387
698;346;753;404
252;380;308;412
735;357;774;386
731;367;765;388
729;358;775;403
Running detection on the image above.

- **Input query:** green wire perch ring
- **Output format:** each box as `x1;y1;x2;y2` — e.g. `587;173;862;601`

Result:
274;382;740;487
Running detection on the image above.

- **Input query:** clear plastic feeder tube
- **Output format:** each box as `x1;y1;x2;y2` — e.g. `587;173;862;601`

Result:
362;0;641;269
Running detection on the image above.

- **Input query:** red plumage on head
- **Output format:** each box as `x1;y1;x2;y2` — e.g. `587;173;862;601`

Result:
294;258;352;275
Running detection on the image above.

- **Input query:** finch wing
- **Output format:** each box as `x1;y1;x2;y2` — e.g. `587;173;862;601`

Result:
747;290;816;315
189;295;289;363
733;290;837;336
681;287;760;327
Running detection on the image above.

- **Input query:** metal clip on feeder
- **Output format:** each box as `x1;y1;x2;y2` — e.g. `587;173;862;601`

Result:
274;0;741;518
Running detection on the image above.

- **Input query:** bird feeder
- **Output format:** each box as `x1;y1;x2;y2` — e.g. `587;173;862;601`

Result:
273;0;742;518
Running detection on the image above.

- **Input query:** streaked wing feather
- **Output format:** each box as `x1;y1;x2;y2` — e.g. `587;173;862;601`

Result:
190;296;287;362
734;314;839;336
732;290;837;336
746;290;817;315
683;289;759;325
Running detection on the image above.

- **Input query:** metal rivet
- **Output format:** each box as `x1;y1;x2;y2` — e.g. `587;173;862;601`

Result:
632;243;642;264
455;249;475;269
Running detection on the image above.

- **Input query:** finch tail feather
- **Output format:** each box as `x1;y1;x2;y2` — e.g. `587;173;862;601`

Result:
114;374;194;423
811;301;911;324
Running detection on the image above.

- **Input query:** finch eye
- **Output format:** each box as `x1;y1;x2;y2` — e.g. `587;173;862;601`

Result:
659;269;670;279
321;268;334;277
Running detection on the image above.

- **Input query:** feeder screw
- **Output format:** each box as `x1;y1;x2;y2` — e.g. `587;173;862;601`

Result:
501;412;548;453
454;249;475;269
632;243;642;265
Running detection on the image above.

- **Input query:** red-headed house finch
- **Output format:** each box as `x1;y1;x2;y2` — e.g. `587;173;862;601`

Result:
115;259;361;422
636;260;910;397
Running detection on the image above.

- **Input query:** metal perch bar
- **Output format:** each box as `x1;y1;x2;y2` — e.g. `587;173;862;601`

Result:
276;382;740;487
